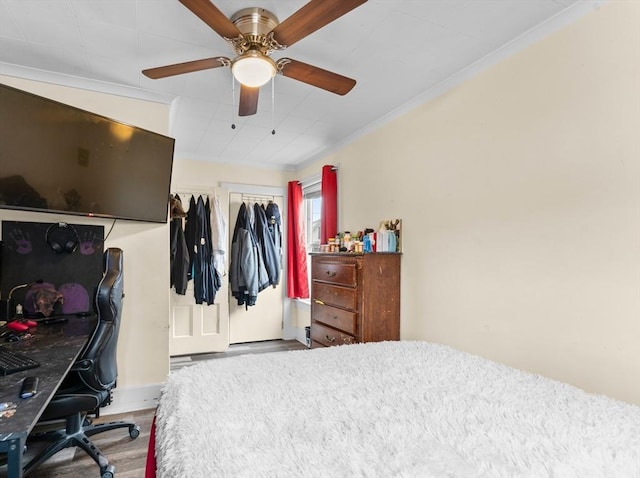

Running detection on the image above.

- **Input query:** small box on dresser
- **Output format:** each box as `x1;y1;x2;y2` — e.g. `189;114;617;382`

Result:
310;252;401;348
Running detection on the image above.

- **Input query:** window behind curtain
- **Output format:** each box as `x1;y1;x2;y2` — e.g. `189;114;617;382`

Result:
305;188;322;252
303;181;322;293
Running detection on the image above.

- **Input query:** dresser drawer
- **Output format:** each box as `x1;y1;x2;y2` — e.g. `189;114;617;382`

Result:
312;282;357;310
311;322;355;347
312;303;357;335
312;260;357;287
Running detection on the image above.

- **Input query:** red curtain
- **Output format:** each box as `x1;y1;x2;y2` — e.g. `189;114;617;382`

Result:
286;181;309;299
321;165;337;244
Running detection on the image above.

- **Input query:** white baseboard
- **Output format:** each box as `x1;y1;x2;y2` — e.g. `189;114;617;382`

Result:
291;326;311;348
102;383;162;416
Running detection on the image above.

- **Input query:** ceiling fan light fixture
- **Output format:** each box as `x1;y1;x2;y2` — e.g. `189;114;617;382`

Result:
231;51;276;87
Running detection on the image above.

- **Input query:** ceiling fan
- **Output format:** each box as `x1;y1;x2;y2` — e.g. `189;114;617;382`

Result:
142;0;367;117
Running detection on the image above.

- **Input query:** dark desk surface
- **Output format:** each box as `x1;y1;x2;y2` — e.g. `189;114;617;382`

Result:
0;316;96;477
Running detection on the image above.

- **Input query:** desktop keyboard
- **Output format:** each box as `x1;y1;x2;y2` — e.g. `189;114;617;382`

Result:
0;346;40;376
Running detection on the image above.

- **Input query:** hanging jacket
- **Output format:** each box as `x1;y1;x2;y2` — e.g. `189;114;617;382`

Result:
204;197;221;303
183;195;198;281
229;202;269;307
210;194;227;277
265;201;282;283
193;196;220;305
169;217;189;295
254;202;280;287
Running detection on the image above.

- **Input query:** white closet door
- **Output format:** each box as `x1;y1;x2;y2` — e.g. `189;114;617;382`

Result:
169;188;230;356
228;192;284;344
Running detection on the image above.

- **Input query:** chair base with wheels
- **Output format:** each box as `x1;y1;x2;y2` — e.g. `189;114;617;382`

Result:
25;409;140;478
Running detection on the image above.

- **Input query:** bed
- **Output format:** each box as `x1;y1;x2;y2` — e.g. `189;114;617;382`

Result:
149;341;640;478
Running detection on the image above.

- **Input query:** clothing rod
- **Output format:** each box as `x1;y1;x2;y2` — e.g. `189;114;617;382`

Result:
172;189;216;197
242;194;274;203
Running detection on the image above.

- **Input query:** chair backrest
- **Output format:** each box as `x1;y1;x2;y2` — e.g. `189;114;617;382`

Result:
78;248;124;392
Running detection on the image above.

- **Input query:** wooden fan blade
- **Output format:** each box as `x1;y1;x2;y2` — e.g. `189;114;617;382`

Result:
278;59;356;95
271;0;367;48
142;57;229;79
179;0;241;39
239;85;259;116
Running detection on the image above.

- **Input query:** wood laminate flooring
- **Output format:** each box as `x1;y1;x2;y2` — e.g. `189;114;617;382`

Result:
170;338;308;373
1;339;308;478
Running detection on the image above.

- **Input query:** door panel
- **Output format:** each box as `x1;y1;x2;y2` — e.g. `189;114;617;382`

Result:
170;284;227;355
228;192;284;344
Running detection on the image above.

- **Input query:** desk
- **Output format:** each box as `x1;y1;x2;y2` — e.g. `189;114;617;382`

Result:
0;316;96;478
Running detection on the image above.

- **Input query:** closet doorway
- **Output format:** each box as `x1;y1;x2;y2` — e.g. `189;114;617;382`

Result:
228;192;284;344
169;188;230;356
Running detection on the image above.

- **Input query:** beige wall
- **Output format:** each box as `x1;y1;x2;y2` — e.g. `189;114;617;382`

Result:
302;1;640;405
0;76;171;391
171;158;290;190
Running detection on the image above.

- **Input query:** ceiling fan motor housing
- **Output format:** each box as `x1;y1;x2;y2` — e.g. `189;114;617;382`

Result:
229;8;282;55
231;8;279;36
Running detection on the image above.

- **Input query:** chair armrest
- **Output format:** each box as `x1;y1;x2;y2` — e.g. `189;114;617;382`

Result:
71;358;94;371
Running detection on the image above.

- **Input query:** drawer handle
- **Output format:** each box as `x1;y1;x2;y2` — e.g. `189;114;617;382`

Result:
325;270;337;277
314;299;325;305
331;315;338;320
325;335;336;343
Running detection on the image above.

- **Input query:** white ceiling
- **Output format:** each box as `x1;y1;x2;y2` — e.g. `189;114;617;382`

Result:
0;0;602;171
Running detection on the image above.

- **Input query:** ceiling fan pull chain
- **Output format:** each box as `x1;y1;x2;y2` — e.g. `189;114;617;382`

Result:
231;73;236;129
271;76;276;135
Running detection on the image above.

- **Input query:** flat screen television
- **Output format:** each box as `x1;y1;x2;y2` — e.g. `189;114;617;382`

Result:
0;83;175;223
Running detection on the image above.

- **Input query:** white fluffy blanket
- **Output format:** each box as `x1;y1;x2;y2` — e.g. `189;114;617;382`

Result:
155;341;640;478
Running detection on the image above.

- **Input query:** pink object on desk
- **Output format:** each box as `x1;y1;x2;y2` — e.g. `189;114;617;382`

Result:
7;321;29;332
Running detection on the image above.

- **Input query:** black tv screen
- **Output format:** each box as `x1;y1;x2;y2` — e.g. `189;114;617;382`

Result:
0;83;174;223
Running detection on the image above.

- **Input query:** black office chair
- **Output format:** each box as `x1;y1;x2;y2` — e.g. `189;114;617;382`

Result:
24;248;140;478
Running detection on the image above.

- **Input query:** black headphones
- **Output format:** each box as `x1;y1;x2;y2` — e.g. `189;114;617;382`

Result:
45;222;80;254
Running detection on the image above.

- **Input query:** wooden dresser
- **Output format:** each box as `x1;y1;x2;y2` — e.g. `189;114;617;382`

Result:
310;253;401;348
